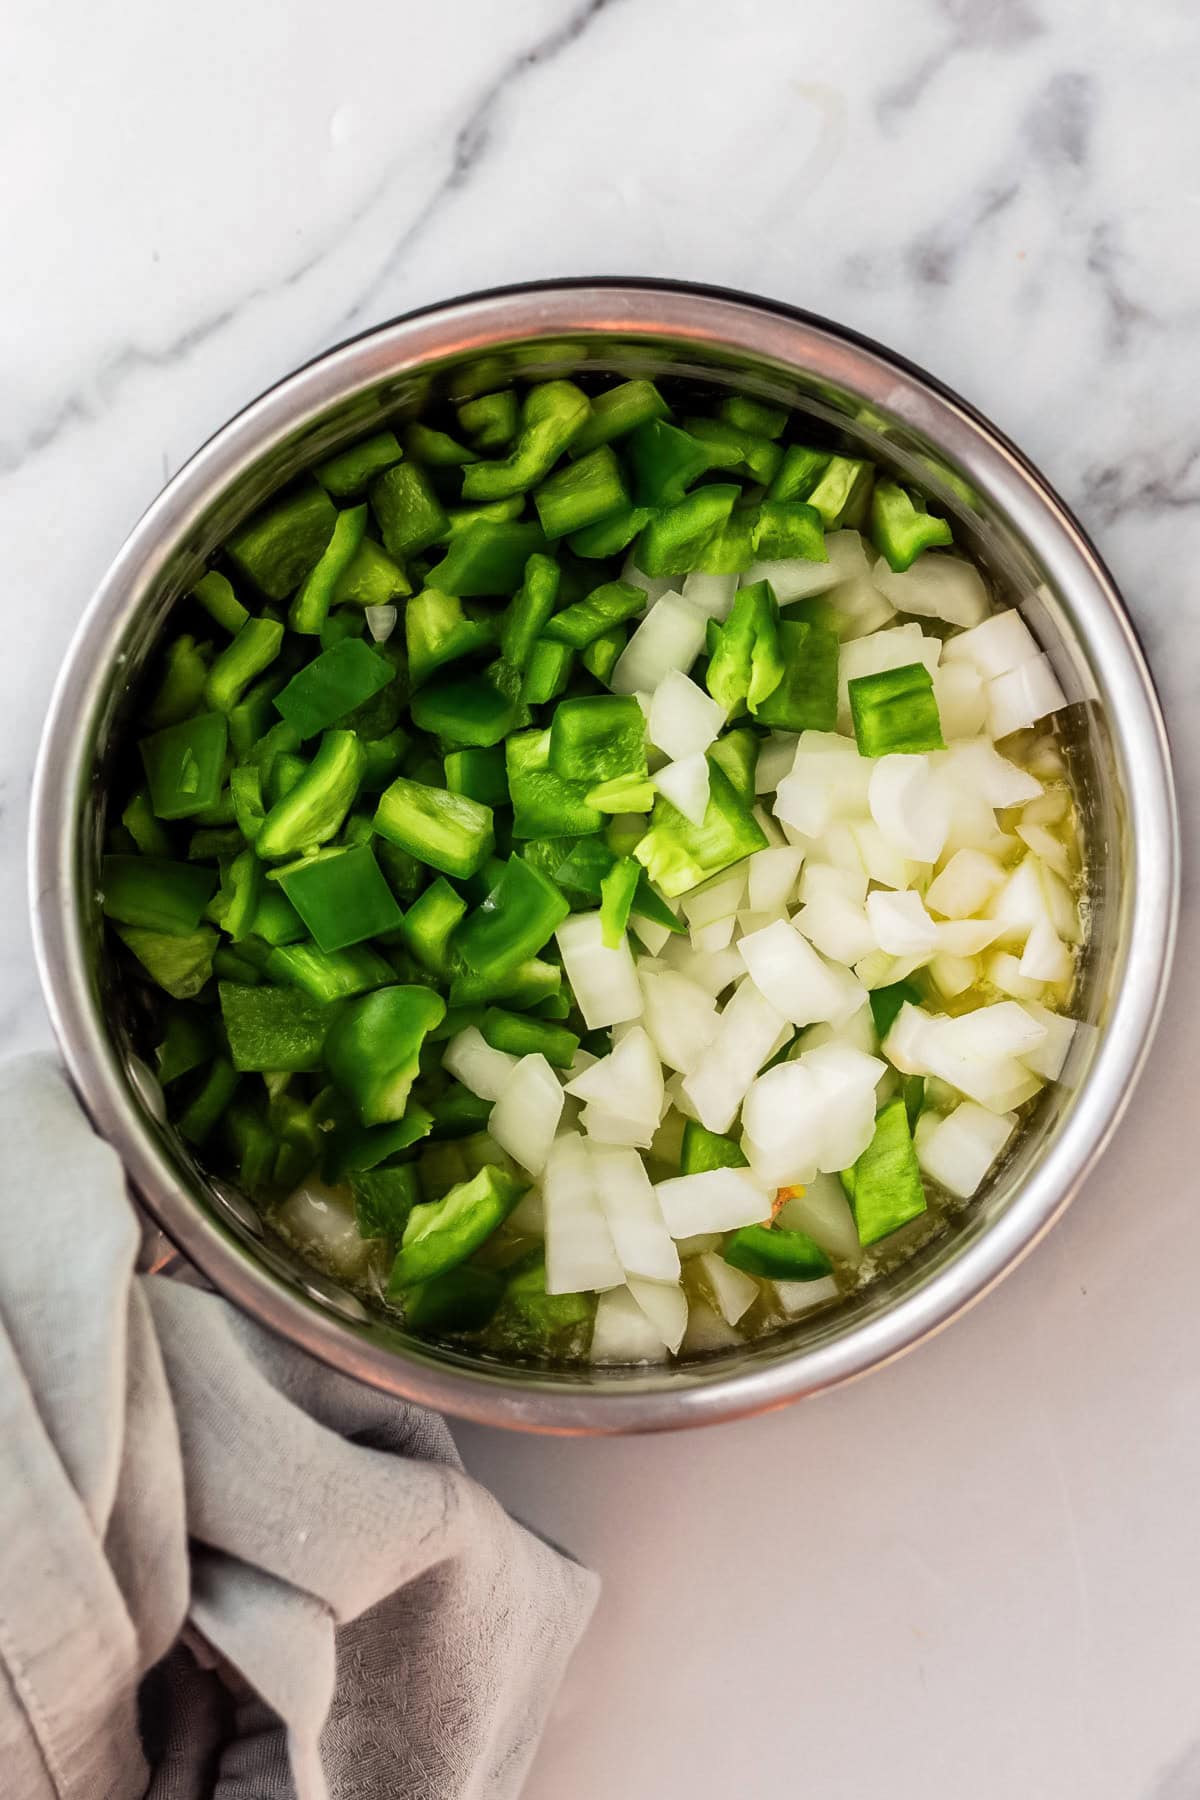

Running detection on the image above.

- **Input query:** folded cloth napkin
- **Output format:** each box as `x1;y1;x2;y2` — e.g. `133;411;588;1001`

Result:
0;1055;597;1800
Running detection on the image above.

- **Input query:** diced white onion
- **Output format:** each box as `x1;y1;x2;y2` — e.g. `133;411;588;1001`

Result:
655;752;711;825
1019;917;1073;984
915;1102;1016;1197
698;1251;760;1325
691;916;735;954
1018;1001;1077;1080
277;1181;370;1279
442;1026;518;1102
793;891;877;966
611;593;709;694
936;918;1002;956
748;845;805;913
985;950;1045;1001
660;936;746;998
774;731;872;839
566;1026;663;1133
925;848;1007;919
639;969;719;1074
681;978;790;1132
940;1000;1047;1060
942;608;1039;678
868;754;951;863
1016;820;1071;879
866;889;939;958
824;573;895;638
987;654;1068;739
680;570;738;620
799;861;869;906
555;912;643;1030
590;1285;671;1362
679;868;747;931
754;733;800;796
933;658;988;740
655;1166;772;1237
985;857;1054;948
681;1296;743;1352
648;671;725;760
850;820;918;891
488;1054;563;1176
872;552;989;628
593;1146;680;1283
630;913;673;955
742;1044;883;1184
578;1104;654;1148
619;554;673;607
928;951;978;999
544;1134;623;1295
773;1275;840;1315
626;1275;688;1352
739;918;861;1026
365;603;398;642
939;738;1043;808
775;1171;863;1262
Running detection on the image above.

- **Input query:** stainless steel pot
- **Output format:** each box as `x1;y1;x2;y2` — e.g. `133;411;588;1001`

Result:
29;280;1179;1433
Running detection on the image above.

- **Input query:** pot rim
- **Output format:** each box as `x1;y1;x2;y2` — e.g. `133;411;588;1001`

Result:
29;278;1180;1433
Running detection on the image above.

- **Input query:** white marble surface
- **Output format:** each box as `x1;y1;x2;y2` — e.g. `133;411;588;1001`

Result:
6;0;1199;1793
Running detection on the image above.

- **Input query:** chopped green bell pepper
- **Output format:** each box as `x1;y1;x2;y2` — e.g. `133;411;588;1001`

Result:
314;430;403;499
370;462;449;561
571;379;669;454
548;694;645;784
116;923;217;999
766;444;830;502
706;728;758;808
140;712;229;819
405;589;495;688
248;885;306;946
273;638;393;738
333;536;412;607
271;842;404;950
323;1104;434;1183
254;730;365;859
520;638;575;706
403;421;477;467
399;877;467;976
289;504;368;634
373;776;494;879
178;1056;238;1146
325;985;446;1126
424;520;546;598
505;727;602;839
870;479;954;572
627;419;714;507
191;569;249;636
543;579;645;649
635;484;740;576
448;956;561;1012
599;854;640;947
848;661;945;757
753;618;839;732
499;552;560;670
842;1097;927;1245
751;500;827;563
444;746;508;808
403;1266;504;1333
534;445;628;540
705;579;785;718
265;939;394;1002
455;854;570;980
350;1163;421;1244
388;1163;526;1289
580;625;627;686
567;504;652;560
460;380;590;501
121;788;172;858
218;981;329;1073
680;1119;748;1174
145;635;211;732
682;416;783;485
101;854;216;934
226;481;336;599
456;389;519;451
410;660;528;749
868;978;924;1041
480;1005;578;1070
724;1224;833;1279
634;760;767;897
718;395;789;439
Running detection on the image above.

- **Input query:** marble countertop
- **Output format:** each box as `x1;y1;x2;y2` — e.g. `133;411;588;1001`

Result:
7;1;1198;1793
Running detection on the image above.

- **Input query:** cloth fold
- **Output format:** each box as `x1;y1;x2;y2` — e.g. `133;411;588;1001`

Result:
0;1055;596;1800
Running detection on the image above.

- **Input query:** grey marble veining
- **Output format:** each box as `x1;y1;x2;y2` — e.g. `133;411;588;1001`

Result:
4;3;1199;1795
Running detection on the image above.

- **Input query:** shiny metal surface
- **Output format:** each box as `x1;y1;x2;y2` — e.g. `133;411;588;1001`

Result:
29;280;1180;1433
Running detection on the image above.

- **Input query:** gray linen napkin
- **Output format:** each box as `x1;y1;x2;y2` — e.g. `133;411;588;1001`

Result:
0;1055;597;1800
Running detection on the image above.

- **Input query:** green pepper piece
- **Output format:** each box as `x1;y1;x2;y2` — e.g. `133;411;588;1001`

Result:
442;496;525;538
144;635;212;731
271;842;404;951
319;607;366;651
848;662;945;757
399;877;467;976
580;625;627;686
680;1119;748;1174
187;825;242;864
480;1005;578;1071
499;552;560;670
268;1090;324;1192
456;389;519;451
204;617;286;716
323;1105;435;1183
314;431;403;500
255;730;365;860
766;444;830;503
226;481;336;599
191;569;249;636
870;479;954;572
360;727;409;793
101;855;216;934
705;579;785;718
571;379;670;454
289;504;368;634
546;836;682;934
388;1164;526;1289
868;979;924;1042
426;1085;495;1140
567;504;652;560
627;419;715;507
155;1005;215;1088
403;1266;504;1333
248;885;307;946
754;618;839;733
139;711;229;821
227;670;285;757
805;455;874;529
682;416;783;485
448;956;561;1011
533;444;628;540
751;500;827;564
424;521;547;598
444;746;508;809
224;1098;279;1196
374;776;494;879
375;839;428;906
265;752;308;809
121;788;172;858
634;759;767;898
223;848;264;942
404;589;494;690
218;981;329;1072
543;579;646;650
331;536;413;607
116;923;217;999
228;765;265;843
455;855;570;982
325;985;446;1126
724;1224;833;1280
370;462;450;561
177;1056;238;1147
549;694;646;784
842;1097;927;1246
599;854;640;947
520;639;575;705
584;773;655;813
718;395;789;439
635;484;740;577
265;939;394;1002
460;380;590;501
904;1074;926;1131
403;421;477;467
410;660;528;749
492;1251;593;1357
350;1163;422;1245
213;946;262;984
505;727;602;840
273;638;393;739
706;729;758;809
693;505;757;576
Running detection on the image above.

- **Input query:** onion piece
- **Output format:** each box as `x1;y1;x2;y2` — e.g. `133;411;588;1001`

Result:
865;890;939;958
748;845;805;912
773;1275;840;1315
942;607;1038;678
555;912;643;1030
590;1286;670;1363
739;918;863;1026
627;1275;688;1352
660;935;746;998
799;862;868;906
939;1001;1047;1060
1018;1002;1077;1080
868;755;951;863
277;1180;370;1279
933;658;988;740
1018;917;1073;984
850;820;918;891
679;868;747;931
681;569;738;620
872;551;989;627
698;1251;760;1325
928;952;978;999
619;554;673;607
488;1054;563;1175
544;1134;623;1295
681;1296;743;1352
593;1146;680;1283
793;891;877;966
639;969;719;1074
754;733;800;795
648;670;725;759
824;573;895;639
915;1102;1017;1197
985;951;1045;1001
681;978;790;1132
925;848;1007;920
442;1026;519;1102
364;603;398;643
655;1166;773;1237
776;1171;862;1261
774;731;872;839
936;918;1002;957
987;654;1068;739
611;593;708;695
1016;820;1072;879
630;913;673;955
566;1025;663;1132
654;752;711;825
